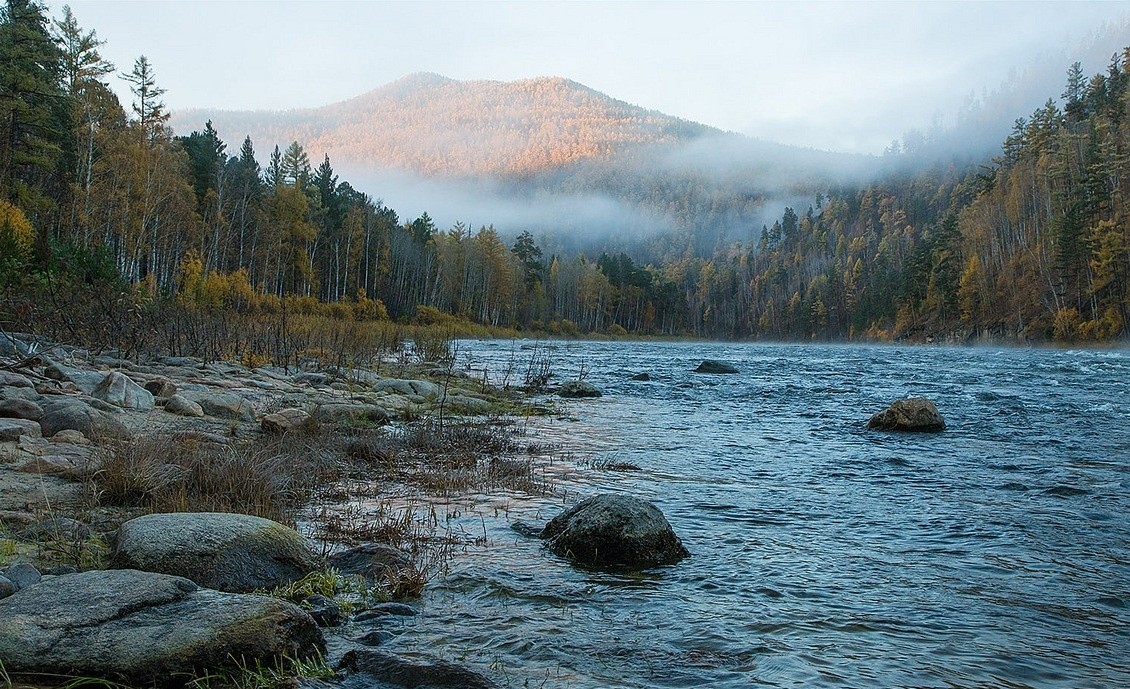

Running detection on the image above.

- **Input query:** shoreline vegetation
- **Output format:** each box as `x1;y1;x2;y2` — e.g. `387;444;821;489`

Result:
0;324;578;689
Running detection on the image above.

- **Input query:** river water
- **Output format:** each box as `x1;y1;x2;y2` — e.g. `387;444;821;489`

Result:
377;341;1130;688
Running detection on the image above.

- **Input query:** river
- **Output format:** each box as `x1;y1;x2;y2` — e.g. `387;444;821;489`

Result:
372;341;1130;688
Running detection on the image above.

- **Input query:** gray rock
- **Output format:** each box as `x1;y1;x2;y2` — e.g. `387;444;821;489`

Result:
38;400;130;440
558;380;602;398
165;394;205;417
109;512;317;593
439;394;492;413
0;418;41;441
0;385;40;401
303;594;342;627
4;562;41;590
0;398;43;420
42;363;106;394
338;649;498;689
310;403;390;426
541;493;689;570
694;359;739;374
867;397;946;432
181;391;254;421
0;371;34;388
0;569;323;684
19;517;90;542
327;543;410;583
92;371;155;411
0;333;33;357
371;379;441;399
631;372;652;381
0;575;14;600
143;377;178;398
292;372;330;386
159;356;200;367
261;407;312;433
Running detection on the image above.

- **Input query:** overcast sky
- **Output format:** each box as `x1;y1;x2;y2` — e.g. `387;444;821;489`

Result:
49;0;1130;154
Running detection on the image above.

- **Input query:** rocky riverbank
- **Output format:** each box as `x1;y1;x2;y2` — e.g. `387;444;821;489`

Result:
0;331;541;688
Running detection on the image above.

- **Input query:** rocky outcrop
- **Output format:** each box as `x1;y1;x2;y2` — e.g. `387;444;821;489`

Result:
92;371;155;411
867;397;946;432
693;360;739;374
558;380;602;398
541;493;689;570
0;418;41;441
109;512;317;593
0;569;323;685
310;402;391;426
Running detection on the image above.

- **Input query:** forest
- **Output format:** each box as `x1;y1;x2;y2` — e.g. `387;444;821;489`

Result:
1;0;1127;345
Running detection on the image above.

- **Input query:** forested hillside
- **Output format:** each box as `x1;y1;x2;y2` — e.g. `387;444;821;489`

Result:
1;1;1126;344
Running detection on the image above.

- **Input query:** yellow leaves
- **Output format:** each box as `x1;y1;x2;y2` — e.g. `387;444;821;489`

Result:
0;200;35;260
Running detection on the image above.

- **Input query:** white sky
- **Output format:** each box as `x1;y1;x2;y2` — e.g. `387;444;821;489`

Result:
49;0;1130;154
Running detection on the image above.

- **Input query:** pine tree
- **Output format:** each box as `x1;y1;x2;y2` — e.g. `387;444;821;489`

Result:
122;55;167;139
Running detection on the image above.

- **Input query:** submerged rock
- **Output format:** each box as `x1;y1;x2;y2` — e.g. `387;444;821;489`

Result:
0;569;323;684
541;493;689;570
694;360;739;374
630;372;651;381
867;397;946;432
558;380;602;398
338;649;498;689
109;512;317;593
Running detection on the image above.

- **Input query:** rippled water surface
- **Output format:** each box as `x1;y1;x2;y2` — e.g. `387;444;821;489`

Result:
381;342;1130;688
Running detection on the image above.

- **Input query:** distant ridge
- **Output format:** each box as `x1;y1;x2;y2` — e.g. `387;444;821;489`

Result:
173;74;718;177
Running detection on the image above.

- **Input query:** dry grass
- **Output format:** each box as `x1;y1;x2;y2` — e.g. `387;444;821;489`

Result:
86;431;341;525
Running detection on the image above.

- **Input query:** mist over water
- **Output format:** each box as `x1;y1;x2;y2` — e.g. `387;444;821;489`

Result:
375;341;1130;688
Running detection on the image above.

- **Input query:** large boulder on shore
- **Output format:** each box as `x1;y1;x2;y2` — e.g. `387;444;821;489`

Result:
541;494;689;570
38;400;129;440
867;397;946;432
109;512;317;593
694;359;739;374
0;569;323;685
92;371;155;411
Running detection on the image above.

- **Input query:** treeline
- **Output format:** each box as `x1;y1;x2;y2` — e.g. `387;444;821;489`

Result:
2;0;1126;344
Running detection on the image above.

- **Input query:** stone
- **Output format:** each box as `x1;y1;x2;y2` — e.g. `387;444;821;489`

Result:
19;517;90;542
439;394;492;414
165;394;205;417
143;377;178;398
0;398;44;420
0;418;41;441
867;397;946;432
558;380;602;398
49;429;90;445
694;359;739;374
42;362;105;394
327;543;411;583
337;649;498;689
310;403;390;426
38;400;129;440
0;569;323;684
0;575;14;600
261;407;312;433
4;562;41;590
631;372;652;381
303;594;343;627
181;391;254;421
0;371;34;388
109;512;317;593
541;493;689;570
92;371;155;411
371;379;441;399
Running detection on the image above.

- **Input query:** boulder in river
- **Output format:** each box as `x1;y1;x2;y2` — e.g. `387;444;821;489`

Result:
109;512;317;593
0;569;323;684
558;380;602;398
867;397;946;432
338;649;498;689
541;493;689;570
694;360;739;374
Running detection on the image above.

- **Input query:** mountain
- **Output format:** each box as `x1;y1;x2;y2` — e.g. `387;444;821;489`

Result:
173;73;720;178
